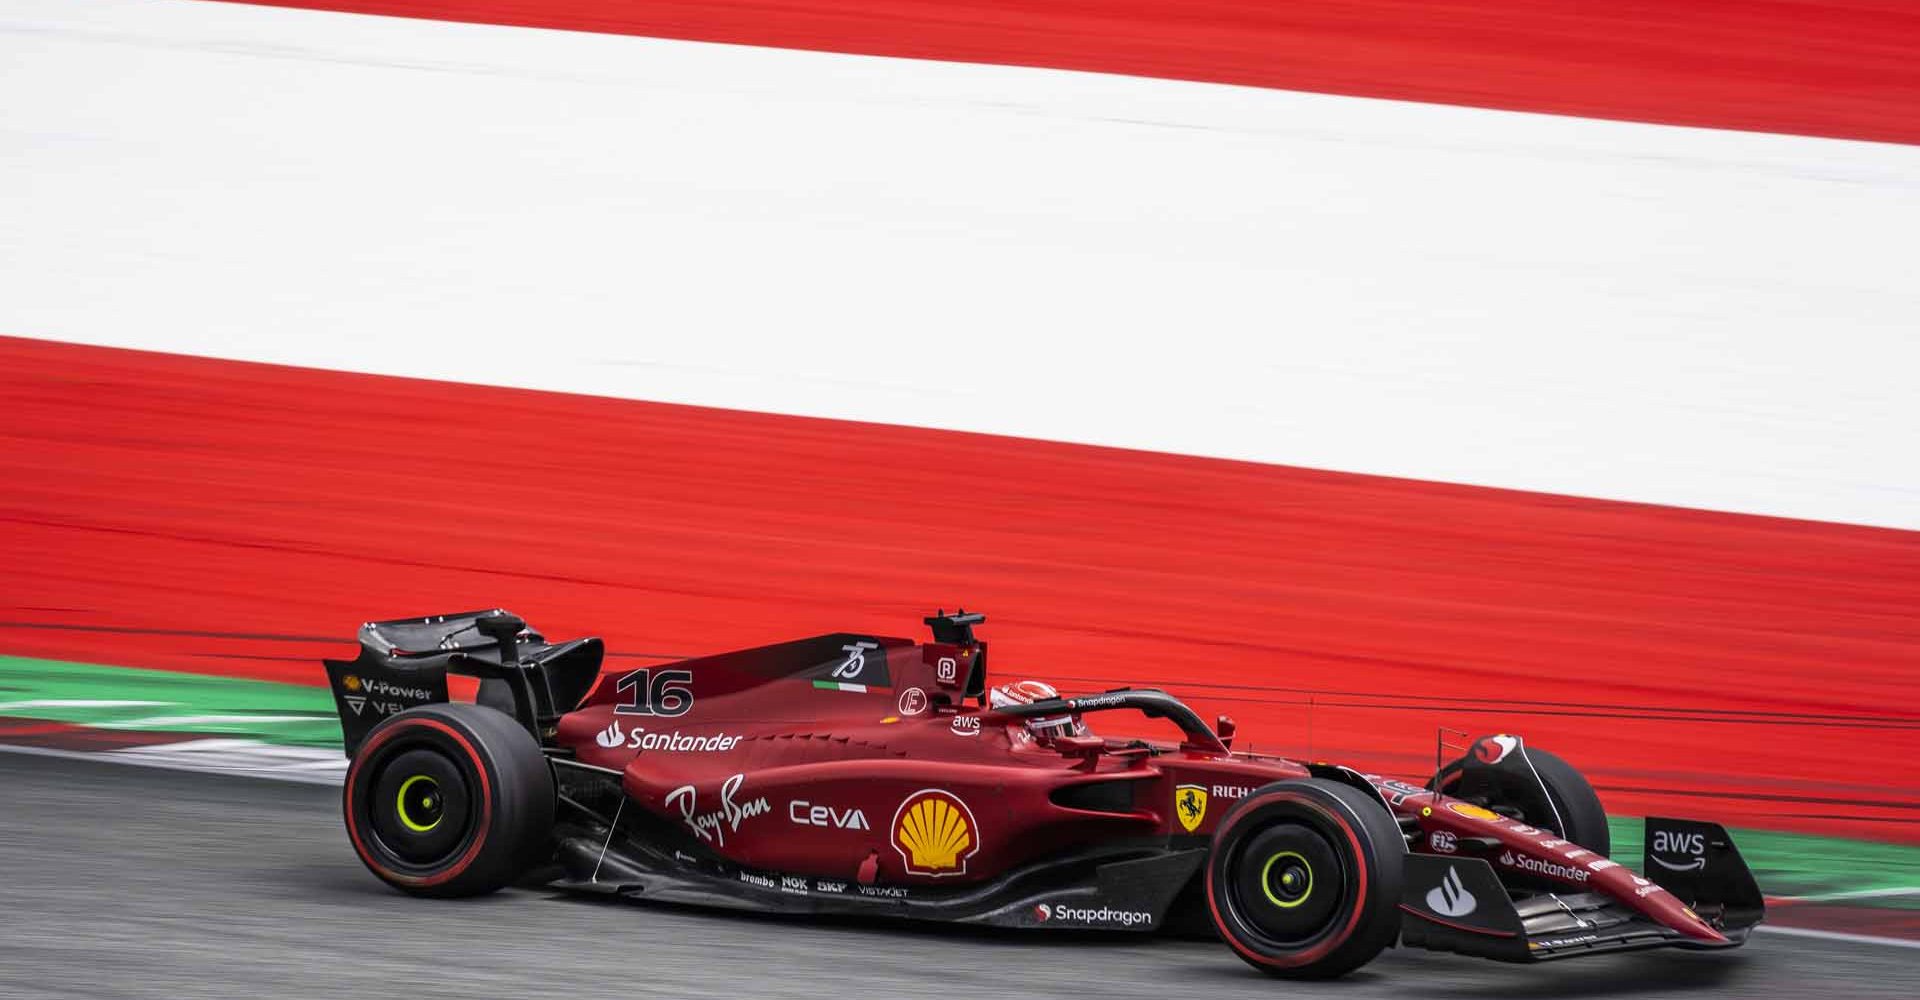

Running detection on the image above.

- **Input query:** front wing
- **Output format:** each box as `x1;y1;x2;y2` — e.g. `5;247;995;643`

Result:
1400;819;1764;962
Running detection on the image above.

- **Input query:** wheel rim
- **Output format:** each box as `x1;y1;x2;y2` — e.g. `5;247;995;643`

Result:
1260;850;1314;908
365;745;476;868
1230;822;1347;945
395;775;445;833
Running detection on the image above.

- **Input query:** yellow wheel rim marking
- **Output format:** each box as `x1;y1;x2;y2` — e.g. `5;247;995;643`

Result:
1260;850;1313;909
395;775;441;833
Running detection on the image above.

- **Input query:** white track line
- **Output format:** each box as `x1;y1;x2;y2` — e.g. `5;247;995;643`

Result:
0;739;346;785
1758;925;1920;950
0;699;172;710
97;713;335;729
1780;887;1920;903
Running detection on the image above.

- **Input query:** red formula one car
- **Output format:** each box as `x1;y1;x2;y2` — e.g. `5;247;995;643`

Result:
322;609;1762;979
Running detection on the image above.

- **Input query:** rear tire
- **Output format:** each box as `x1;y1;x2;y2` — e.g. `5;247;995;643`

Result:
1205;778;1404;979
342;702;554;897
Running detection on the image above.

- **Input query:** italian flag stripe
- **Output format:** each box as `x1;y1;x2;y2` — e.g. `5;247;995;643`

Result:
812;680;867;693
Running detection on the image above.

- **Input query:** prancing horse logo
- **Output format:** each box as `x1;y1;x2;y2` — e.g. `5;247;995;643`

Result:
1175;784;1208;833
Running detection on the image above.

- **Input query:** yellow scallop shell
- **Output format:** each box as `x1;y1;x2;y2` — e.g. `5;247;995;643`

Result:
1448;802;1502;822
893;790;976;874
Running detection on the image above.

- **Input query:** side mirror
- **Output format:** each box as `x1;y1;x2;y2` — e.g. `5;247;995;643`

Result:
1216;714;1237;749
1055;734;1103;754
1054;734;1104;768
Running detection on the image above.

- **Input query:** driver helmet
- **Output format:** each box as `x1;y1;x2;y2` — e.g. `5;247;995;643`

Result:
988;679;1085;740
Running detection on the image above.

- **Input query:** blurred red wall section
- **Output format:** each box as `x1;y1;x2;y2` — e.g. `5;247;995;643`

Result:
2;336;1916;841
224;0;1920;145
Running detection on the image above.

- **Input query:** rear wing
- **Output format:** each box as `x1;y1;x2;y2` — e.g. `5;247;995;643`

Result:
322;609;602;755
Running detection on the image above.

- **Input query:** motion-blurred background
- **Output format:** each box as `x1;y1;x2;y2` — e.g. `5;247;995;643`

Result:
1;0;1916;996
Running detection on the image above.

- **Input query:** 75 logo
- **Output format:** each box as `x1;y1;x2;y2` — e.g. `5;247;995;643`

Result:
833;641;880;679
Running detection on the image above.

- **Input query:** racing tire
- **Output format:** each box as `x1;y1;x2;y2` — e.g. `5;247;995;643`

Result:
1205;778;1405;979
1434;746;1610;856
342;702;554;897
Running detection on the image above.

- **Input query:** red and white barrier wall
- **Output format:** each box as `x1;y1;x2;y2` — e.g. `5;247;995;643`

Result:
5;0;1918;526
1;0;1916;841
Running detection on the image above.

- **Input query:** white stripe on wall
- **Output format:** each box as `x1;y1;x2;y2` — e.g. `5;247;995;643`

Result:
3;0;1916;527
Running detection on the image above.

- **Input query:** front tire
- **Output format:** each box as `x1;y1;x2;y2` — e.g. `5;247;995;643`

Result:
1205;778;1404;979
343;702;554;897
1433;745;1609;855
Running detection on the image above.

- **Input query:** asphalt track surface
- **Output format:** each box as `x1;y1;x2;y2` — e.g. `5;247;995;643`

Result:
2;754;1912;1000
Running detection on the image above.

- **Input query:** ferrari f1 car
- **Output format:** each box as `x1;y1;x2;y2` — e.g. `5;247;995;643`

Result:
322;609;1763;979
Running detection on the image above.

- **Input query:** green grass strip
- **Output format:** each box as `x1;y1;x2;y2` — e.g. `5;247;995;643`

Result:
4;653;1918;904
1608;816;1920;905
0;655;341;748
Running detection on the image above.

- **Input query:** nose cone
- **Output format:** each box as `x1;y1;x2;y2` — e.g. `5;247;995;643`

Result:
1675;906;1730;943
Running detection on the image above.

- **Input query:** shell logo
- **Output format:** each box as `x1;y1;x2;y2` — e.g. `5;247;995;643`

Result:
343;674;362;691
891;789;978;877
1448;802;1502;822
